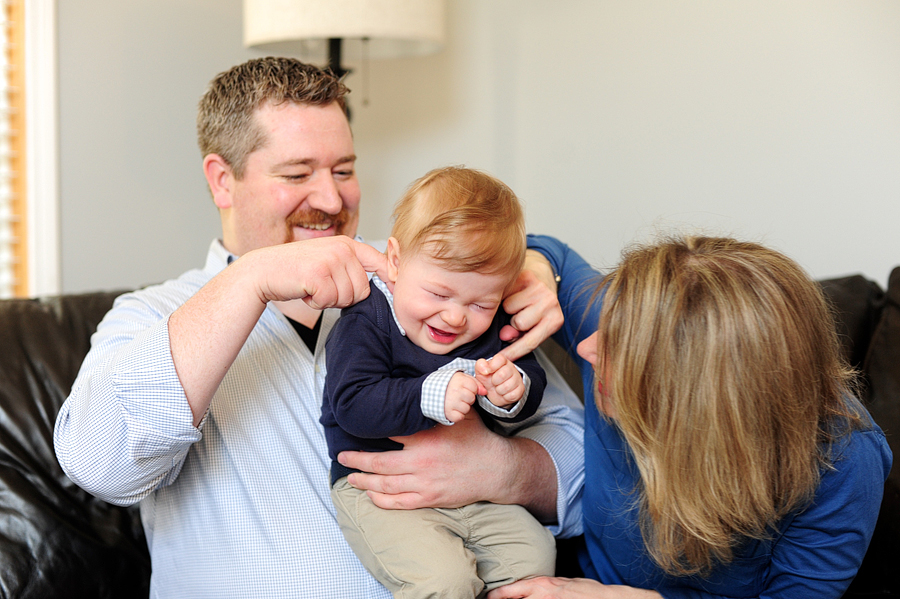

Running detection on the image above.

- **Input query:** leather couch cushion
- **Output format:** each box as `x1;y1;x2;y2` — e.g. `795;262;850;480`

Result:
822;271;899;598
0;292;150;599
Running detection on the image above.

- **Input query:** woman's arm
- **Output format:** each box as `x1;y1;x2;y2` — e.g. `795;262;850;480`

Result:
758;427;890;597
525;234;605;398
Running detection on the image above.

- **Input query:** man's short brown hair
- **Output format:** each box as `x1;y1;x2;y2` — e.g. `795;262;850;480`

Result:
197;57;349;178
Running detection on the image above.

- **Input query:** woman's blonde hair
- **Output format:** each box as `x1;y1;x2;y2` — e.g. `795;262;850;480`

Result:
391;166;526;283
595;235;863;576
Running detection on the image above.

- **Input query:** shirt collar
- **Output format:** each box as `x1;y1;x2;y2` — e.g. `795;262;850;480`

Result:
370;275;407;337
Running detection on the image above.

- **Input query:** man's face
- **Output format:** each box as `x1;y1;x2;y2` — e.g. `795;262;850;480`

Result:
219;101;361;256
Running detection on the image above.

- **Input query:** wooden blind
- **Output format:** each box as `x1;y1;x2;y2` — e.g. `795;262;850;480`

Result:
1;0;24;298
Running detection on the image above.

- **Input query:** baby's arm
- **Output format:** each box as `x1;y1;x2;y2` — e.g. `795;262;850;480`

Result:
475;354;525;408
444;372;480;423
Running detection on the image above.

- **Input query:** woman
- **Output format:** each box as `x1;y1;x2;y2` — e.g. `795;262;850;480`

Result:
491;234;892;599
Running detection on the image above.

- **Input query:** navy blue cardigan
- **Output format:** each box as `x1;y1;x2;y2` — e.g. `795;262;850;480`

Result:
321;284;546;484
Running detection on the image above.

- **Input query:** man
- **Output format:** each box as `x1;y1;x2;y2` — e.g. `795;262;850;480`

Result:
54;57;583;598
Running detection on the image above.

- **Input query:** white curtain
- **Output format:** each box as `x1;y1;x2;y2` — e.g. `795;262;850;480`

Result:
0;8;14;299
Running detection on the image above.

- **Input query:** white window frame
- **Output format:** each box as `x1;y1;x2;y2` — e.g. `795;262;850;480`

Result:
26;0;59;296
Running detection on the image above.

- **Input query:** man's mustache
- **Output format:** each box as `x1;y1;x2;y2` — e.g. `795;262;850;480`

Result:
286;209;350;231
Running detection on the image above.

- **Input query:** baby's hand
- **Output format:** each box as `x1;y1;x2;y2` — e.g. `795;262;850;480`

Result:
475;355;525;409
444;372;478;423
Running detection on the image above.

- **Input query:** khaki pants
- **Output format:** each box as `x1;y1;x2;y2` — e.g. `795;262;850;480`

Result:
331;477;556;599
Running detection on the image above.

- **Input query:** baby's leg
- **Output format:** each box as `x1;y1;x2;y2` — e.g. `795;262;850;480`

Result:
331;478;483;599
450;502;556;595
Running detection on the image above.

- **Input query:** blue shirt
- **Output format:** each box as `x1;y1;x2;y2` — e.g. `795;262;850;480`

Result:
527;233;893;599
53;239;586;599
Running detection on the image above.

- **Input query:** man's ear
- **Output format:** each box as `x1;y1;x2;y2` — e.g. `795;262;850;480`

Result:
386;237;401;283
203;154;235;209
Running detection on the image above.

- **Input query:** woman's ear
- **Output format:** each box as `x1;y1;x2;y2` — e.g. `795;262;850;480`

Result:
386;237;401;283
203;154;235;209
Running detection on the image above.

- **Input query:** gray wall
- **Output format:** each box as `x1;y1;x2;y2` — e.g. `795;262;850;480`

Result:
59;0;900;293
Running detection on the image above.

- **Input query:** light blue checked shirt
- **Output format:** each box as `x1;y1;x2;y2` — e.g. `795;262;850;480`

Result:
54;239;585;599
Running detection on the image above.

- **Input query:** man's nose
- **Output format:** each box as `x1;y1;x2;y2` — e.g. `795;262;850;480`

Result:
307;173;343;214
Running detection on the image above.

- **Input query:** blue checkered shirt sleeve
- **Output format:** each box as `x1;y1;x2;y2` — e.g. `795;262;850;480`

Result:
420;357;528;424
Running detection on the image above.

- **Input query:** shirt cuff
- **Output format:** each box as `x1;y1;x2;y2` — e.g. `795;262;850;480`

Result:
511;348;586;538
111;315;202;461
421;369;457;425
476;368;529;419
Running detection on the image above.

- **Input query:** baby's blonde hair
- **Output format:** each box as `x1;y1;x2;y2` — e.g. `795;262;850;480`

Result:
391;166;526;284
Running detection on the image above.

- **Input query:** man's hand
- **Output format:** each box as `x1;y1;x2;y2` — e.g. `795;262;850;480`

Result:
337;414;515;507
338;414;502;510
475;355;525;408
445;372;478;423
337;414;558;521
248;235;389;309
499;250;564;361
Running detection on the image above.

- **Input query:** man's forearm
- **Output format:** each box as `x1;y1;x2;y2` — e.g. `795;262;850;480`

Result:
169;256;268;426
500;436;558;523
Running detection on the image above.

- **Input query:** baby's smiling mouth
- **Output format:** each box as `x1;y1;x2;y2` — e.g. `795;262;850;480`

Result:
428;325;458;344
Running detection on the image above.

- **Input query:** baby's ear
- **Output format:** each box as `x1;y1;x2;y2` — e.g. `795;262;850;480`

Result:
385;237;401;283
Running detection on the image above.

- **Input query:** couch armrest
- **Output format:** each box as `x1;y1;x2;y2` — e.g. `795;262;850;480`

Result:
0;292;150;599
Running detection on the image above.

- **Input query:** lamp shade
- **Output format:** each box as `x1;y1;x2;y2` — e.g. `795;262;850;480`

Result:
243;0;446;60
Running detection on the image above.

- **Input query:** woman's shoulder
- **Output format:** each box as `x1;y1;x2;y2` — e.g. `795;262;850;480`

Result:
822;416;892;493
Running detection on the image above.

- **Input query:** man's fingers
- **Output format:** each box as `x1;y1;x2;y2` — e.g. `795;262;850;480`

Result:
338;448;405;476
353;239;390;281
347;470;414;494
366;490;425;510
302;265;363;310
345;473;434;510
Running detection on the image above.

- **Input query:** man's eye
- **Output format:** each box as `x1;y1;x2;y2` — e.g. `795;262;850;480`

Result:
285;174;309;181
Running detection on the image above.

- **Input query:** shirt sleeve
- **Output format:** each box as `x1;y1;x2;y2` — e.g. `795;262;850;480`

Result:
655;428;891;599
53;291;201;507
497;347;585;539
756;427;891;599
422;356;541;423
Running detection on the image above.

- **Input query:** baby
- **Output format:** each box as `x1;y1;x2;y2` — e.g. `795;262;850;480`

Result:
321;166;556;598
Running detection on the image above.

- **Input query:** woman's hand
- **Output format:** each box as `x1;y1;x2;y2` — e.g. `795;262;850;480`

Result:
487;577;664;599
499;250;564;361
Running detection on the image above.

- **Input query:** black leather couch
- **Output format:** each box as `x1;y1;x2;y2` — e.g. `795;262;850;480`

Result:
0;271;896;598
